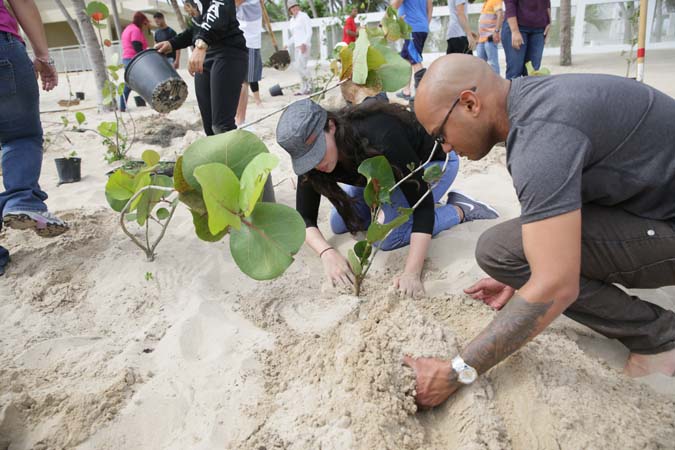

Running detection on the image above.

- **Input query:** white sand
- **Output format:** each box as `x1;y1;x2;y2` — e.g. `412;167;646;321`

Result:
1;50;674;450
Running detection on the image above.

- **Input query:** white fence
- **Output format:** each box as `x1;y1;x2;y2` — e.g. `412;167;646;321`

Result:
42;0;675;73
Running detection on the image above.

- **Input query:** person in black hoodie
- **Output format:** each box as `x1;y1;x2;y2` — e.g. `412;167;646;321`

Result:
155;0;247;135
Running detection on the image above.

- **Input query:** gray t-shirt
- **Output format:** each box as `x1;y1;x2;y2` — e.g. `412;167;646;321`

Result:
447;0;469;39
506;74;675;223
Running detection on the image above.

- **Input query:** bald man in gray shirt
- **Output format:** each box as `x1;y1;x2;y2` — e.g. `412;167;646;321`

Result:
405;54;675;408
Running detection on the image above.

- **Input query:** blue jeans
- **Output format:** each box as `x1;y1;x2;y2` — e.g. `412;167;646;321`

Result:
330;153;461;251
119;57;132;110
501;26;545;80
476;40;500;75
0;32;48;219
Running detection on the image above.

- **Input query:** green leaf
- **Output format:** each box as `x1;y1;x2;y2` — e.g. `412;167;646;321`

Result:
110;71;119;81
136;175;173;226
117;83;126;96
125;212;137;222
173;156;192;193
366;46;386;71
381;14;401;41
239;153;278;216
101;82;112;105
156;208;170;220
75;112;85;125
366;208;413;244
363;180;377;208
142;149;161;167
179;190;207;215
358;155;396;205
347;249;362;276
98;121;117;137
86;1;110;19
230;203;306;280
191;210;228;242
354;240;372;260
193;163;242;235
365;26;384;40
339;44;354;80
422;165;443;184
372;42;411;92
397;17;412;40
182;130;269;192
105;169;136;201
61;115;69;127
129;172;151;212
352;31;370;84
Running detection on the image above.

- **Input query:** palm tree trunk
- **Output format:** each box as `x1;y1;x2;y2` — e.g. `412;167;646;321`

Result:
109;0;123;41
559;0;572;66
169;0;188;30
53;0;84;45
71;0;110;110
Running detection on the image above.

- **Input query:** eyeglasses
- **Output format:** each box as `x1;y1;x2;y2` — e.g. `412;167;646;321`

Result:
431;86;477;146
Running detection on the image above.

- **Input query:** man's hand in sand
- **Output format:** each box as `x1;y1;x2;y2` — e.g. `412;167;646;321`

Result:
393;272;425;299
403;356;459;408
154;41;172;54
464;277;515;310
321;248;354;288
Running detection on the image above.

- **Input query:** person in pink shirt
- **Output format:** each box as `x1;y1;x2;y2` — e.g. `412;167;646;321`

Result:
120;11;149;111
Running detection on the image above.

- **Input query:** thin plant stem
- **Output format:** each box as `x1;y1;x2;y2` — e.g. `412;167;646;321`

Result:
240;79;348;130
119;185;177;261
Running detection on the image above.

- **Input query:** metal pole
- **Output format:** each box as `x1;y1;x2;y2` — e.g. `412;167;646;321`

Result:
636;0;649;81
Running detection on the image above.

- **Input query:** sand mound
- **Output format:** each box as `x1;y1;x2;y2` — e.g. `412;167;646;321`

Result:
235;274;675;450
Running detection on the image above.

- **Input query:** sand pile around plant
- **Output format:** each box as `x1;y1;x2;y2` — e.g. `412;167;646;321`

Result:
235;274;675;450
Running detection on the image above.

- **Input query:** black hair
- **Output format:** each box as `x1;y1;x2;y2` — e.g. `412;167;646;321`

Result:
153;12;164;19
302;101;419;232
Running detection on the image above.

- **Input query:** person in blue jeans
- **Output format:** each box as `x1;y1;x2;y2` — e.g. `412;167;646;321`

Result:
0;0;69;276
276;99;498;298
501;0;550;79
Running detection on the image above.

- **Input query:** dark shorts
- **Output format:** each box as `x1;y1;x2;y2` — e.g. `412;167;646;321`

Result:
446;36;473;55
400;31;428;64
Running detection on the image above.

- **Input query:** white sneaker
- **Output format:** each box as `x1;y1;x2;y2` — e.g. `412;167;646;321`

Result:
3;210;69;238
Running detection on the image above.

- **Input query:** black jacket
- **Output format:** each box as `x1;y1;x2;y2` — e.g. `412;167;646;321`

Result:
169;0;246;55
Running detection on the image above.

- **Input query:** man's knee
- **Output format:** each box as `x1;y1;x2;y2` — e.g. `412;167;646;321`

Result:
475;219;523;278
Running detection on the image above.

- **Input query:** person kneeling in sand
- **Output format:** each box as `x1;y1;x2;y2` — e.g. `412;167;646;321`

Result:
276;99;498;298
405;54;675;408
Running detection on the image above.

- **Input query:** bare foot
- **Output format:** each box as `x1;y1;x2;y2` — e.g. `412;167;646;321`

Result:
624;348;675;377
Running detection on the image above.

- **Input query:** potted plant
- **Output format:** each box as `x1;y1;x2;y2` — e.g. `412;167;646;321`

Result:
54;150;82;186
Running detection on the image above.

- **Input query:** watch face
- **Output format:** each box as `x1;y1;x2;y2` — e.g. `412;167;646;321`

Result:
458;367;478;384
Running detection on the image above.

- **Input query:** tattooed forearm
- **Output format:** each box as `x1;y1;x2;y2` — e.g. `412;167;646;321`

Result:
462;294;553;375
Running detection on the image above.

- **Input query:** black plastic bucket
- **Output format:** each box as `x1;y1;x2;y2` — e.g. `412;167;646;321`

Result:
269;83;283;97
54;157;81;185
124;49;188;114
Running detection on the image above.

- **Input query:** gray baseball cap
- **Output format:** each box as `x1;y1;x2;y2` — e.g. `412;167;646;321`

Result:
287;0;299;10
276;99;328;175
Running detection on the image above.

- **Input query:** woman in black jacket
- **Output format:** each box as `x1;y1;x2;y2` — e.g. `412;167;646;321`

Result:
155;0;247;135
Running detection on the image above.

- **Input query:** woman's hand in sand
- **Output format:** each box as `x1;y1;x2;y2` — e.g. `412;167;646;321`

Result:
393;272;425;299
403;356;459;408
154;41;173;54
464;277;515;310
321;248;354;288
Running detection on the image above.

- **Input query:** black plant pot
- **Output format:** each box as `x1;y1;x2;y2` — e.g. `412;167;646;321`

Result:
75;92;85;100
269;83;283;97
134;96;146;107
55;157;81;185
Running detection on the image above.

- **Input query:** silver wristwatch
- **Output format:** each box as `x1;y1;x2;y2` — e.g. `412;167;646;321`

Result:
451;355;478;385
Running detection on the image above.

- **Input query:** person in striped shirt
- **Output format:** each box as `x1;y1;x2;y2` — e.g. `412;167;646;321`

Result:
476;0;503;74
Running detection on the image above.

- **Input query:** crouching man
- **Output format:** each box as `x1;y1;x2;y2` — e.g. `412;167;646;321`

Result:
406;54;675;407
